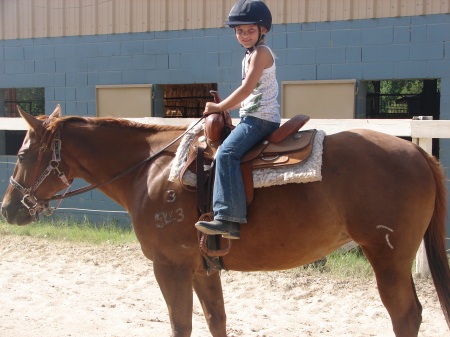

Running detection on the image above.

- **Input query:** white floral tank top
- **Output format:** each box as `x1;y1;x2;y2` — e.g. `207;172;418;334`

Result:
239;45;281;123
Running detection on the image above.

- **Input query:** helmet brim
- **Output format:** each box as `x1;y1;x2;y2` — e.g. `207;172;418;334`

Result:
224;20;262;27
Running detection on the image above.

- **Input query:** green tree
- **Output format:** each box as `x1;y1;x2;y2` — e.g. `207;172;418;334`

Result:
367;80;423;94
15;88;45;116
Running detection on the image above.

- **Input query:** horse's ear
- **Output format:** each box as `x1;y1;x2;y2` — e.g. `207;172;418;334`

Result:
17;105;42;131
49;104;62;119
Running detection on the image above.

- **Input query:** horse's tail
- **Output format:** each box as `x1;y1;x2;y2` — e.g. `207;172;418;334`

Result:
419;147;450;329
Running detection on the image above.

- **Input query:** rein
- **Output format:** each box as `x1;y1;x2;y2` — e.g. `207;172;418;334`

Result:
10;116;206;220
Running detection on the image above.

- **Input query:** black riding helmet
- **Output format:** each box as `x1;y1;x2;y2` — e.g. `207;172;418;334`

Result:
224;0;272;52
224;0;272;31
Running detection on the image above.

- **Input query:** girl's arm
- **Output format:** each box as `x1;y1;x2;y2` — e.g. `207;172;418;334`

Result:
204;46;273;114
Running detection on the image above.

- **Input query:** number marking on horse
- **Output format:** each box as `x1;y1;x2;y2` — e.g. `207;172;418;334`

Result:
166;190;176;203
155;208;185;228
154;191;184;228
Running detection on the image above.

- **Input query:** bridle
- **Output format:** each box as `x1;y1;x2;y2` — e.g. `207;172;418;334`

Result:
9;116;206;221
9;127;72;221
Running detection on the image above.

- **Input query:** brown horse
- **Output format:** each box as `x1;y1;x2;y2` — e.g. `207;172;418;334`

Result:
2;106;450;337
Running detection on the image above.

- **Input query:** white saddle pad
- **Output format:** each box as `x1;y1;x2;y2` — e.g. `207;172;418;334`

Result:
168;122;325;188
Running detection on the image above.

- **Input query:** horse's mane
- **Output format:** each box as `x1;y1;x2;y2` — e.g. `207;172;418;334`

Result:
42;115;187;134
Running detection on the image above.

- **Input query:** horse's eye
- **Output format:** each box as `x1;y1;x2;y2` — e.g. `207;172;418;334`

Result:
18;155;26;163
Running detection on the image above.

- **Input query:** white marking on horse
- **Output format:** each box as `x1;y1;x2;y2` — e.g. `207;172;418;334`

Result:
385;234;394;249
376;225;394;249
166;190;176;203
376;225;394;232
155;208;185;228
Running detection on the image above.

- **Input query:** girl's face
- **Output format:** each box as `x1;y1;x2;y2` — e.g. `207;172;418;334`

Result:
235;24;267;48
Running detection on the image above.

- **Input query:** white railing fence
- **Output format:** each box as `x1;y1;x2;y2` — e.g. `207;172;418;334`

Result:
1;116;450;276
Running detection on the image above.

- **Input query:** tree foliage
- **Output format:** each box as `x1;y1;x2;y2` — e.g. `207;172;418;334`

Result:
14;88;45;116
367;80;424;94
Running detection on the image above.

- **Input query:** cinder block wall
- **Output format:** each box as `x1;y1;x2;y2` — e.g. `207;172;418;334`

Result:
1;14;449;231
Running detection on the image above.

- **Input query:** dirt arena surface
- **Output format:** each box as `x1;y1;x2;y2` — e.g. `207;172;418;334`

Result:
0;235;447;337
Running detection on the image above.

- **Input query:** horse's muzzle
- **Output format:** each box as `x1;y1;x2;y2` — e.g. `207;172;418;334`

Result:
0;201;34;226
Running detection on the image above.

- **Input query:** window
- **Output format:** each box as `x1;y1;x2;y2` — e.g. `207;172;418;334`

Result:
3;88;45;117
364;79;441;158
1;88;45;155
163;83;218;118
365;79;440;119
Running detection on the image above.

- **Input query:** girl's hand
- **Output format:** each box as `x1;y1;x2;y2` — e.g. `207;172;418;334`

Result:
203;102;221;115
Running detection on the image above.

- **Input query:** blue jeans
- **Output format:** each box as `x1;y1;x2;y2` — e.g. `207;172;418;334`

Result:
213;116;280;223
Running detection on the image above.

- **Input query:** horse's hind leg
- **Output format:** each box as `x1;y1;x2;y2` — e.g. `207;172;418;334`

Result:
363;246;422;337
193;272;227;337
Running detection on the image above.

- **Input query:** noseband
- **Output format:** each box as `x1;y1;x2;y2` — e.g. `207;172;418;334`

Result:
9;129;72;221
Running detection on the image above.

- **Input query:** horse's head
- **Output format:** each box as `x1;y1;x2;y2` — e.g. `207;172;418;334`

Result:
1;105;72;225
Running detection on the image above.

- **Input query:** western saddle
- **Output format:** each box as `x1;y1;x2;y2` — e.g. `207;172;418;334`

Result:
181;111;315;205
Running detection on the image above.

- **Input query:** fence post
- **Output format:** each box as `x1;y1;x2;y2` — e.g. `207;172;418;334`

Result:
412;116;433;277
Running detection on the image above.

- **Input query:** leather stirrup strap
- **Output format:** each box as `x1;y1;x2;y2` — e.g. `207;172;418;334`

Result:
196;146;208;214
241;161;254;205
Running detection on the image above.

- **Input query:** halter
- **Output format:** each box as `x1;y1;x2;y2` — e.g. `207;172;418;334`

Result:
9;128;72;221
8;116;207;221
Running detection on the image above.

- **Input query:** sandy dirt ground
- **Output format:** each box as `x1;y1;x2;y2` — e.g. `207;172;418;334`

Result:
0;235;448;337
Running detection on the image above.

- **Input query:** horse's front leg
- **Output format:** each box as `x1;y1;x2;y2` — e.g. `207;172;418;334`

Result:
193;271;227;337
153;256;195;337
